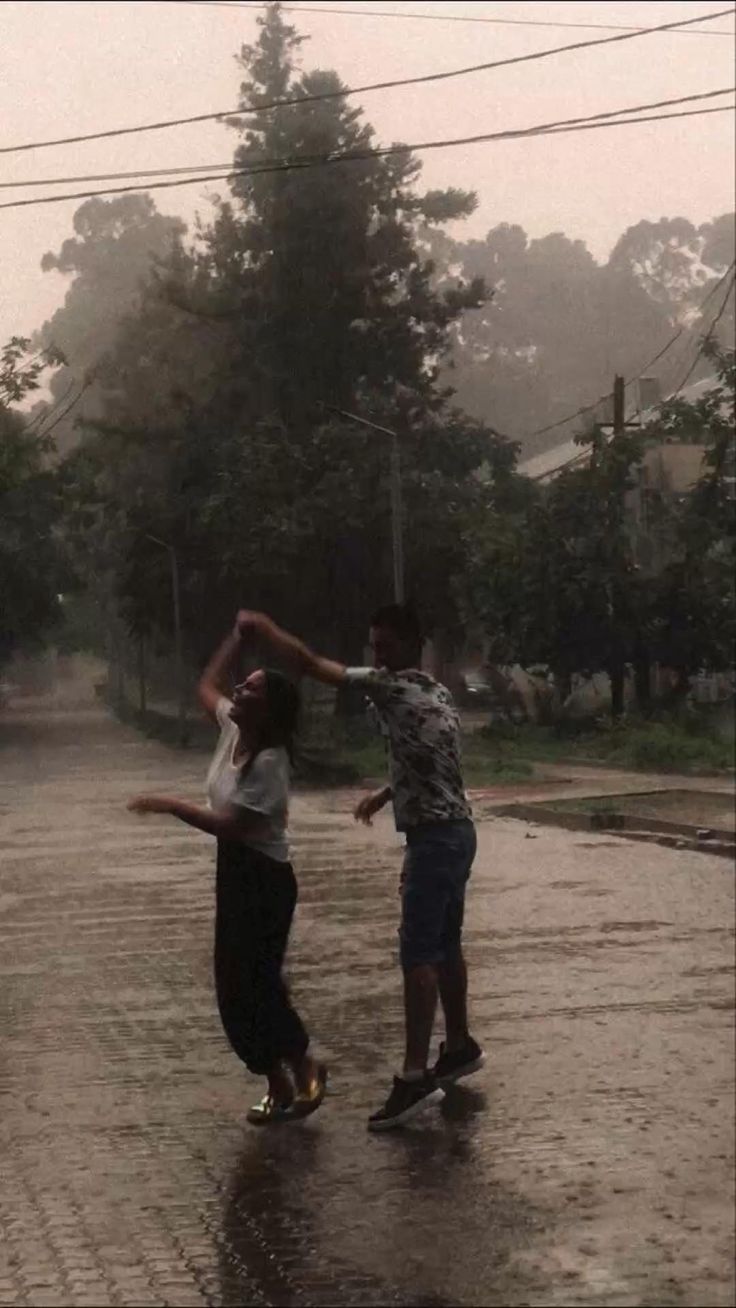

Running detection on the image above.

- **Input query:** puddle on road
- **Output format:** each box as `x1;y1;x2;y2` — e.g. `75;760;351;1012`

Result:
219;1117;548;1308
575;841;624;849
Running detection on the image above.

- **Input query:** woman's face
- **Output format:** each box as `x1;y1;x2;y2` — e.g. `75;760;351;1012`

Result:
230;669;268;731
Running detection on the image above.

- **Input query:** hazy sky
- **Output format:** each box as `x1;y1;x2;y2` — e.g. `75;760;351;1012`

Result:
2;0;734;347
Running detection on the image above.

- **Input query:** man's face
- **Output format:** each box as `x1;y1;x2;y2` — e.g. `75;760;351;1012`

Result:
369;624;415;671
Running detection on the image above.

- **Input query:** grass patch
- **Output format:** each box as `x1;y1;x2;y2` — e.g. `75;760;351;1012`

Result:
461;734;535;786
478;714;734;775
316;716;534;787
602;723;732;773
302;705;733;785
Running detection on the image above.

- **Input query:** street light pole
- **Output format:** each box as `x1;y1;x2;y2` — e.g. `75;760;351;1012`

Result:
389;430;405;604
146;534;186;748
320;403;405;604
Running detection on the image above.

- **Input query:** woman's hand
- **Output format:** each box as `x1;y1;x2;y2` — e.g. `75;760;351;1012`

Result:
127;795;254;840
127;794;172;815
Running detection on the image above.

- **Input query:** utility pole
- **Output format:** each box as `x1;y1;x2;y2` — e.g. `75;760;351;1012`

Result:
320;403;405;603
611;372;651;711
146;534;186;748
610;375;627;720
613;373;626;435
612;370;643;563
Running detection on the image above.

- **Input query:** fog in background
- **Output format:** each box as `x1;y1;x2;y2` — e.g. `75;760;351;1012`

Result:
3;0;735;343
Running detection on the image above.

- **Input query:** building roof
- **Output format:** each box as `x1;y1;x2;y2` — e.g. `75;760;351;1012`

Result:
518;376;719;483
519;438;588;482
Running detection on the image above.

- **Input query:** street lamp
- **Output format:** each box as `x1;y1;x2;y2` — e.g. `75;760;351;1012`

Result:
145;534;187;748
320;403;405;603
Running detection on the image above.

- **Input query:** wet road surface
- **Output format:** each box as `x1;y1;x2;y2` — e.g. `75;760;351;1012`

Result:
0;703;734;1307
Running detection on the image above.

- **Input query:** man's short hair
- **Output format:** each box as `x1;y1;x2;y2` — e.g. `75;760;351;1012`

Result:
369;604;424;649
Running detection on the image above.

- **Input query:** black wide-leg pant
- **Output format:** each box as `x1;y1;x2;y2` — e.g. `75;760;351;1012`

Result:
214;840;309;1076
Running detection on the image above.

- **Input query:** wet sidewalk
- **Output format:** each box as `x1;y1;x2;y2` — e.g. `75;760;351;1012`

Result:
0;705;733;1307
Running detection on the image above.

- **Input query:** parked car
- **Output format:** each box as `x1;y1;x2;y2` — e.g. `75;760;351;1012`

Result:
457;673;495;708
458;669;529;724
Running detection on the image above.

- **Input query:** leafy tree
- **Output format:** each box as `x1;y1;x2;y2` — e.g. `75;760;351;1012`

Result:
461;419;648;716
429;221;684;456
1;340;67;664
63;1;493;673
609;213;735;323
59;5;735;708
33;196;186;455
461;335;735;716
220;7;483;426
1;335;65;406
643;340;735;690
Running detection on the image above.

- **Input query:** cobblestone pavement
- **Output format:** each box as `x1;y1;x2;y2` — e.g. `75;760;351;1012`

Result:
0;702;733;1307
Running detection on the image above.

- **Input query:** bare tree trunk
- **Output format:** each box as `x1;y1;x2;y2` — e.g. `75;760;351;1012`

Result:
549;669;572;723
633;643;651;716
609;662;626;720
557;671;572;705
137;635;147;716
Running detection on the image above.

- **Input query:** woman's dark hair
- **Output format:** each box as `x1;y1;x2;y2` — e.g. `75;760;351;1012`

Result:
260;668;300;762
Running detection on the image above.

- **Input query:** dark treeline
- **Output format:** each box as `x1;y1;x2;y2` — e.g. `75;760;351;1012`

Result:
1;3;734;714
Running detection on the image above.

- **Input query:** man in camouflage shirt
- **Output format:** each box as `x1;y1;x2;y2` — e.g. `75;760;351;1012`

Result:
239;604;484;1131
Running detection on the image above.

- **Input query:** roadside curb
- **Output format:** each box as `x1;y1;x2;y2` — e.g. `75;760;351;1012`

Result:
496;798;735;859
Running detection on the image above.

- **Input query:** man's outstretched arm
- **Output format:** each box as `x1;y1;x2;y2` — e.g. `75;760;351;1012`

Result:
236;610;347;687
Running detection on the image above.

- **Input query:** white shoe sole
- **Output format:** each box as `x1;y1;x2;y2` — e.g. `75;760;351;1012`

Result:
368;1086;445;1132
436;1052;486;1085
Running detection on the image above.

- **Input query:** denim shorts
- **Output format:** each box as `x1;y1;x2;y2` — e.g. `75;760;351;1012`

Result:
399;818;477;970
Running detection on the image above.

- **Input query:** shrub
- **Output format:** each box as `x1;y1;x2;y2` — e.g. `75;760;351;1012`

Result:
605;723;732;773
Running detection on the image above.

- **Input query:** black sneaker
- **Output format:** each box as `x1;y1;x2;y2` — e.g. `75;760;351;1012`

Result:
367;1074;445;1132
432;1036;485;1085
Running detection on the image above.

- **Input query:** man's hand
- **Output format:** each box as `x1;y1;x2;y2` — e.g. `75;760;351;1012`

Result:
234;610;345;686
127;794;172;815
234;609;271;641
353;786;391;826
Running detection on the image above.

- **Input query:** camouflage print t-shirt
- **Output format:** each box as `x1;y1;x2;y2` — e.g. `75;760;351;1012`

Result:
344;667;472;832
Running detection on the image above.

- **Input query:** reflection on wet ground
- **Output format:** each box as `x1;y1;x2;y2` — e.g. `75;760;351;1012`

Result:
0;705;733;1306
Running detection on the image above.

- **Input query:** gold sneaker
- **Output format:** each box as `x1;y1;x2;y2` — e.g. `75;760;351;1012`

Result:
246;1093;294;1126
291;1063;328;1119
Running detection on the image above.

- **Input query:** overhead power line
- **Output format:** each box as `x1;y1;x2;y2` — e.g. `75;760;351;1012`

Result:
1;160;233;191
5;88;730;193
522;260;736;451
626;261;736;401
1;5;732;157
174;0;736;37
36;383;91;442
25;378;78;432
1;103;732;214
671;272;736;396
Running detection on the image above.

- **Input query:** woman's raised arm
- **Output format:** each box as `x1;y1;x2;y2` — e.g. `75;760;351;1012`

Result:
197;626;241;721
